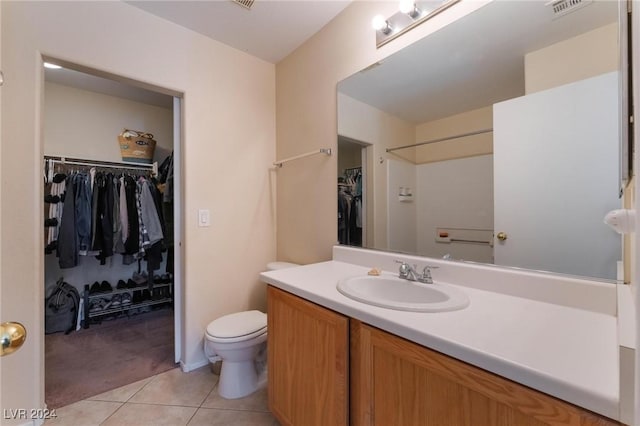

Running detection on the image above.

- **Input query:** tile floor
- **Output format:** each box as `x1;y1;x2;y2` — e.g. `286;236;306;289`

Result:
44;366;279;426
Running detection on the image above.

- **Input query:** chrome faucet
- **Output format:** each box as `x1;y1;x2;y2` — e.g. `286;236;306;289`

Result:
395;261;438;284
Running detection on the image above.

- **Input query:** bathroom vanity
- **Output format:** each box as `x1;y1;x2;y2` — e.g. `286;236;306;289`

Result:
261;247;626;426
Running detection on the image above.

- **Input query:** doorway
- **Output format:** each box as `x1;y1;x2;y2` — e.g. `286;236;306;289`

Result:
337;136;369;247
41;60;183;409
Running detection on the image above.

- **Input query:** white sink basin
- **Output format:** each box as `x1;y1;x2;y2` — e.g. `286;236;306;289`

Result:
337;273;469;312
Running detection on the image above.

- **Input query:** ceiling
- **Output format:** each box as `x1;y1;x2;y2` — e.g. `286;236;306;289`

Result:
46;0;618;119
126;0;352;64
45;66;174;108
338;0;619;124
45;0;353;105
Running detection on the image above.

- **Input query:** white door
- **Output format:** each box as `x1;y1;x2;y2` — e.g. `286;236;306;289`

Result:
493;72;621;280
1;17;47;421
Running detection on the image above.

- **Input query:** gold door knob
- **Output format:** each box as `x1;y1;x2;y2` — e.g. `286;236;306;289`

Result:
1;322;27;357
496;232;508;242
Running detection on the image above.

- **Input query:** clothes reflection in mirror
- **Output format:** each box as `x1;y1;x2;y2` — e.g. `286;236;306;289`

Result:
338;167;362;246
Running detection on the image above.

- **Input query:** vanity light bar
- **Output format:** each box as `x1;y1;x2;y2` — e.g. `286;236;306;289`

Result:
374;0;461;48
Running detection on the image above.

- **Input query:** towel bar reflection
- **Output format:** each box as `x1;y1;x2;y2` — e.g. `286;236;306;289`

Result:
274;148;332;168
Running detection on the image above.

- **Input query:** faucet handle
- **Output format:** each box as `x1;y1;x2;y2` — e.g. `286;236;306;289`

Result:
420;265;439;284
395;260;409;276
395;260;413;278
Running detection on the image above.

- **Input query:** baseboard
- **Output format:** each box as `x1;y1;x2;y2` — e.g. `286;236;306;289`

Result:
180;359;208;372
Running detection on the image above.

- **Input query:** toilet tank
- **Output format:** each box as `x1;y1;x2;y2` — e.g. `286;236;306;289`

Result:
266;262;299;271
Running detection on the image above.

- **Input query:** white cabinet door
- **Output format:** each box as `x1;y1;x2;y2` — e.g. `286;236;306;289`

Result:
493;72;621;280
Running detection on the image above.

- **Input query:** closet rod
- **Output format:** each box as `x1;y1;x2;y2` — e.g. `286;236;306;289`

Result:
45;155;158;175
386;128;493;153
274;148;332;168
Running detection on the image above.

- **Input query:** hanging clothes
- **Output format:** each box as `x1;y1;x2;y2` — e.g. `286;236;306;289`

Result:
158;152;174;273
75;173;92;255
46;161;168;272
338;167;363;247
57;175;78;269
338;188;351;245
123;174;140;256
45;175;66;254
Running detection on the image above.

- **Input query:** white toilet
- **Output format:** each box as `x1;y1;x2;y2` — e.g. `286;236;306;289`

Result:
204;261;298;399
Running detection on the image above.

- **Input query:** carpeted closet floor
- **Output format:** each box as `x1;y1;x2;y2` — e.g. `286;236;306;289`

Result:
45;307;176;409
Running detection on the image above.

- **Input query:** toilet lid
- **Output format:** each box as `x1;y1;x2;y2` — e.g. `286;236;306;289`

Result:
206;310;267;339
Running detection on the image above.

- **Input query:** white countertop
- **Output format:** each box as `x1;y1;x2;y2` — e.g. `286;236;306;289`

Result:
260;260;619;420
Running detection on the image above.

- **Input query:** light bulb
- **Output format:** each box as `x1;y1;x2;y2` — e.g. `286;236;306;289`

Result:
399;0;415;14
371;14;388;31
399;0;421;19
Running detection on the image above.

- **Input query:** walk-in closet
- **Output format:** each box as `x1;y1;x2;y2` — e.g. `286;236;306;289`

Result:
42;64;181;409
337;137;367;247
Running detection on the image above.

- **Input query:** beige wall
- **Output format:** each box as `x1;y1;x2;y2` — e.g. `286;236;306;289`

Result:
44;81;173;163
525;22;618;94
274;0;490;264
1;1;275;415
414;105;493;163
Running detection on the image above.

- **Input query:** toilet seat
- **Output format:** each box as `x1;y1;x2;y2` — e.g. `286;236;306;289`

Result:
206;310;267;343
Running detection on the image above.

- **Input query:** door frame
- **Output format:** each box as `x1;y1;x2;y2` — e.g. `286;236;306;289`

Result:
38;55;186;393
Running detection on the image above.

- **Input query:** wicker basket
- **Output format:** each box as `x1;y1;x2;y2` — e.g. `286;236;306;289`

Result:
118;129;156;164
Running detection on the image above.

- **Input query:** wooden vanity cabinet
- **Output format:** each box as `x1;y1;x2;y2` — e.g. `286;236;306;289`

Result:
267;286;349;426
267;287;621;426
351;320;621;426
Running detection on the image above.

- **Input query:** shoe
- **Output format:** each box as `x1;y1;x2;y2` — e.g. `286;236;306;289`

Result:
116;279;127;289
100;280;113;293
93;297;109;311
127;279;138;289
132;272;148;285
132;290;142;304
142;289;151;301
89;299;105;312
89;281;101;294
121;293;132;305
111;294;122;307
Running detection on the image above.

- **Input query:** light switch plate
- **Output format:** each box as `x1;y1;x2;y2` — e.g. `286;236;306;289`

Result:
198;209;210;227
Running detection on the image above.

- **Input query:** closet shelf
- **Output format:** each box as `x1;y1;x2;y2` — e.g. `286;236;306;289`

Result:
85;283;172;299
87;297;173;319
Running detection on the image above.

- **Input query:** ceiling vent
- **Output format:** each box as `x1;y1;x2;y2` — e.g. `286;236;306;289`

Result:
547;0;592;18
231;0;254;10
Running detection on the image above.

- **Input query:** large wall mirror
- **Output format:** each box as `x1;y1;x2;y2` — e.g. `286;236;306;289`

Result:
337;0;627;281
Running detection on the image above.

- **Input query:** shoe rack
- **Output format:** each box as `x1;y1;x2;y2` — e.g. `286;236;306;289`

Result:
82;276;173;329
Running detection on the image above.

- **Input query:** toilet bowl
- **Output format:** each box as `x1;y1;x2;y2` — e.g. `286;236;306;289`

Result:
204;261;298;399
